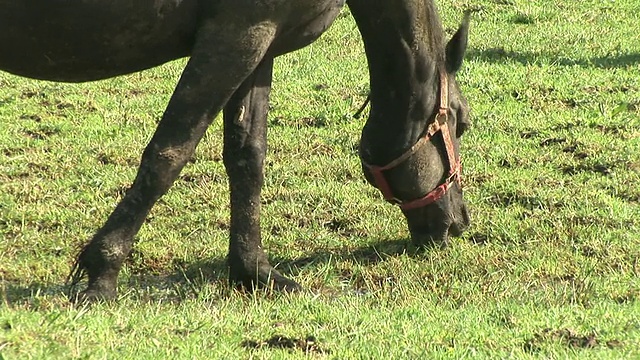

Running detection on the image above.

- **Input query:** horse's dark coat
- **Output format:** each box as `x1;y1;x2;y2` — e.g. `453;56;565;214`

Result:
0;0;470;301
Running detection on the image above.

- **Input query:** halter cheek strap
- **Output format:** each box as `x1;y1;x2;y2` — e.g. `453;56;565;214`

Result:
362;70;462;211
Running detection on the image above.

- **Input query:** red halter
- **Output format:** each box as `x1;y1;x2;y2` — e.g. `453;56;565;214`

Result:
362;70;462;211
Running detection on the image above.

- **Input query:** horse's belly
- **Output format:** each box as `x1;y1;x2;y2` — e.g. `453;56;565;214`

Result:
269;0;344;56
0;0;198;82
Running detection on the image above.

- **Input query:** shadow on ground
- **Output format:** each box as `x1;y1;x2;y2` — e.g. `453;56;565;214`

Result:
2;236;426;305
173;237;417;287
467;47;640;69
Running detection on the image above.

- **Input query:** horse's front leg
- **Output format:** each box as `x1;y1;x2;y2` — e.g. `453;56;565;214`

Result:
223;57;301;292
68;18;278;302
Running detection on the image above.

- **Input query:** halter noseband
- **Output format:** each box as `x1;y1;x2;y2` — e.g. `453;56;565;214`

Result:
362;70;462;211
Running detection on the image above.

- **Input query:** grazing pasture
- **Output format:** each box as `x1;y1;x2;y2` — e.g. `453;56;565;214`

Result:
1;0;639;358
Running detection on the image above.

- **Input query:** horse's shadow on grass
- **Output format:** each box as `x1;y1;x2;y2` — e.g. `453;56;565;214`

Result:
282;237;415;270
176;237;419;289
140;236;419;299
467;47;640;69
2;237;423;305
1;281;69;306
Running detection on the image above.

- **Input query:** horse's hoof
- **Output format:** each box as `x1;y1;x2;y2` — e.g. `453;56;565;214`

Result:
70;287;117;305
268;272;303;293
230;266;302;293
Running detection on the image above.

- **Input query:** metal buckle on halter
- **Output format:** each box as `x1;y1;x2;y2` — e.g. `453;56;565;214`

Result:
447;165;460;184
435;108;448;125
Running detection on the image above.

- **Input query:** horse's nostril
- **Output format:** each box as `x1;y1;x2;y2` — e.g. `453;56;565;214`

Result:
448;210;470;238
449;223;461;237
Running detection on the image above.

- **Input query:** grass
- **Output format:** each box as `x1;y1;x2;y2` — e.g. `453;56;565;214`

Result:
1;0;640;358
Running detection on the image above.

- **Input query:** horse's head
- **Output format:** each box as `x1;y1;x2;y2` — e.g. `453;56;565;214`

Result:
356;9;471;247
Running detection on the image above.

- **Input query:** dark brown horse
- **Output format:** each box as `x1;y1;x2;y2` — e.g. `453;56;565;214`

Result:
0;0;471;301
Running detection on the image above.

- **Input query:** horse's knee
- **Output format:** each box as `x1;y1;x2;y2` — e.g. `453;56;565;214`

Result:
135;145;194;196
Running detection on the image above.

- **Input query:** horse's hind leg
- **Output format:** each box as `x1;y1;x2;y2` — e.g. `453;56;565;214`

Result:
68;19;278;302
223;57;301;292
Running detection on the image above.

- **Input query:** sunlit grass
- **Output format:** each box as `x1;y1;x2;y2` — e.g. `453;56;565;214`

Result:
1;0;639;358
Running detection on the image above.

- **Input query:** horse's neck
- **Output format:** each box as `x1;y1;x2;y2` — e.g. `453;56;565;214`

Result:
348;0;446;162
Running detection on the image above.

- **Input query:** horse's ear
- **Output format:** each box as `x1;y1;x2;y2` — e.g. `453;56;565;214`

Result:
445;11;470;74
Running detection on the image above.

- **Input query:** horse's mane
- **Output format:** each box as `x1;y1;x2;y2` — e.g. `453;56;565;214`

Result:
424;0;447;69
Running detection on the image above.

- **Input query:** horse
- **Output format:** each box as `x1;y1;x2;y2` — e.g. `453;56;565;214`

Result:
0;0;471;302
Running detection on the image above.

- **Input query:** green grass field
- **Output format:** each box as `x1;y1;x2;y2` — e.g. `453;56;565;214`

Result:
1;0;639;358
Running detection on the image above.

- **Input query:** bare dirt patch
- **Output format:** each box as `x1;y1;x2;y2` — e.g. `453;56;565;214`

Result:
562;163;613;176
524;328;623;353
242;335;330;355
539;137;566;147
23;127;60;140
